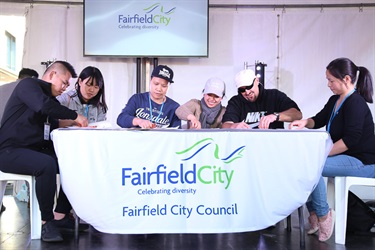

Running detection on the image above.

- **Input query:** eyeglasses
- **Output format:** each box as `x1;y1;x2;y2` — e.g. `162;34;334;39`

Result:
238;79;255;93
238;83;254;93
55;72;70;88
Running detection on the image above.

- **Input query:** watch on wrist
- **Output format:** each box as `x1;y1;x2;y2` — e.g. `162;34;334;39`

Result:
274;112;280;121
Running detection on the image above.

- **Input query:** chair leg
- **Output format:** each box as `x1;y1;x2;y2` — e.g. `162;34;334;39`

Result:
0;181;7;207
286;215;291;231
335;177;347;244
74;214;80;241
30;177;41;239
298;206;305;248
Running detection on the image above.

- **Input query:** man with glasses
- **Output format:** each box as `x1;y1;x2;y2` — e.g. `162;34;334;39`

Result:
222;69;302;129
0;67;39;214
0;61;89;242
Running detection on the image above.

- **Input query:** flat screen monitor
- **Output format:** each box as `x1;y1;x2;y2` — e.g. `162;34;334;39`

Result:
84;0;209;58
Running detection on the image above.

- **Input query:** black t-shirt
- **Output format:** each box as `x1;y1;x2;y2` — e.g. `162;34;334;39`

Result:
222;86;300;129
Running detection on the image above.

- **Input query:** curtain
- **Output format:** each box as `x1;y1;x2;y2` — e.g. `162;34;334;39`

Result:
280;8;375;118
23;5;136;125
19;4;375;126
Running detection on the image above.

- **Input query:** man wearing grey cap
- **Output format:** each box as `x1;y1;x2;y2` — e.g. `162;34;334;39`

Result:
117;65;181;129
176;77;226;129
222;69;302;129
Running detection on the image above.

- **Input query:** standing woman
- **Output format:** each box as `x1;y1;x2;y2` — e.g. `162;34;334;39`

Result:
176;77;226;129
57;66;108;125
290;57;375;241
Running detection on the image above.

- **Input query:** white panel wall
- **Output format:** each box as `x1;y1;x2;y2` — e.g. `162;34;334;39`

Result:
1;0;375;201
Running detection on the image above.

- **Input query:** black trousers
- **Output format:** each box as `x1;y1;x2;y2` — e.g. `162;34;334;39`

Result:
0;147;72;221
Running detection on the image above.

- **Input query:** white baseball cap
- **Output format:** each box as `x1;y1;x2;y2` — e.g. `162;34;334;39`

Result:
203;77;226;97
235;69;256;88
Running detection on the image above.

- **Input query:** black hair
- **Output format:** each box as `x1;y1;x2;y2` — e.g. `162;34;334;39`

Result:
326;57;373;103
75;66;108;112
44;60;77;78
18;68;39;79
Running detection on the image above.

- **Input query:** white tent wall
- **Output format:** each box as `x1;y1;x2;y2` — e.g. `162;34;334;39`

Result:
21;5;137;126
0;1;374;128
162;6;375;123
279;8;375;119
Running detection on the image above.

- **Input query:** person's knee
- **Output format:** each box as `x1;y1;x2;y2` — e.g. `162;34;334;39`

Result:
34;156;57;177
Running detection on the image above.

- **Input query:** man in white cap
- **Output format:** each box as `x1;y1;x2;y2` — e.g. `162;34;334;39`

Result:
222;69;302;129
176;77;226;129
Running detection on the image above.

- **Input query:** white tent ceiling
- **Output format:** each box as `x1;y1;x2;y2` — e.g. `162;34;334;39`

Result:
1;0;375;4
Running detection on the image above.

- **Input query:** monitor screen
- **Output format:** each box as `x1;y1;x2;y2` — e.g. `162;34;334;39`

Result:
84;0;209;57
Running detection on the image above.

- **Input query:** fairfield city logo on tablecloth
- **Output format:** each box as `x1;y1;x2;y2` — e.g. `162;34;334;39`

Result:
118;3;176;30
121;138;245;219
121;138;246;191
175;138;245;190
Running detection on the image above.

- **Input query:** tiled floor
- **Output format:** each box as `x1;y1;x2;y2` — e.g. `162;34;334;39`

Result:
1;193;375;250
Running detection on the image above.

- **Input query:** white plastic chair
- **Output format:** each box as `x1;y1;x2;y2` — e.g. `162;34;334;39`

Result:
329;176;375;244
0;171;41;239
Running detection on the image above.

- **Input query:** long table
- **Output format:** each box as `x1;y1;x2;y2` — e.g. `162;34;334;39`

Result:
51;129;332;234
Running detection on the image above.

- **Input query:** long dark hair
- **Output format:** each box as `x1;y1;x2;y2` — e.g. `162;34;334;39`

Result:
75;66;108;112
326;57;373;103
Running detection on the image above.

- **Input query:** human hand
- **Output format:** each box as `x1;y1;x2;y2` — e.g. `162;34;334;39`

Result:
288;119;307;130
135;118;155;129
231;121;250;129
189;117;201;129
74;114;88;127
259;114;278;129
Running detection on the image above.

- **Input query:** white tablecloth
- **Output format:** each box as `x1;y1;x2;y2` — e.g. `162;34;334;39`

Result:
51;129;332;234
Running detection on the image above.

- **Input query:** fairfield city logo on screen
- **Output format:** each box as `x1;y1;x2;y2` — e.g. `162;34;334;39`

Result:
118;3;176;29
121;138;246;190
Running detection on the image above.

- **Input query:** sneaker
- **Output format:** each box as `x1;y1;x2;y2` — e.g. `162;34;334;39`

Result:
41;221;63;242
307;213;319;235
54;215;89;233
318;209;335;242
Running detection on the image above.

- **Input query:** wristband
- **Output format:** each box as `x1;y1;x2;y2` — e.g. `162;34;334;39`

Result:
274;112;280;121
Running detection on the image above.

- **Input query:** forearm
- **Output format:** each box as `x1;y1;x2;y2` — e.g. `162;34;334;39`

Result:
59;119;76;127
221;122;233;128
329;139;348;156
175;107;189;119
305;118;315;129
279;108;302;122
221;121;249;129
187;114;197;122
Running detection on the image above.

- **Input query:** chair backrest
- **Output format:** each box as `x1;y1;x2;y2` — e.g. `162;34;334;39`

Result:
333;176;375;244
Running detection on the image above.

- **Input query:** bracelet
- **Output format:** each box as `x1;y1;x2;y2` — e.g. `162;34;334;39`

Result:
274;112;280;121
